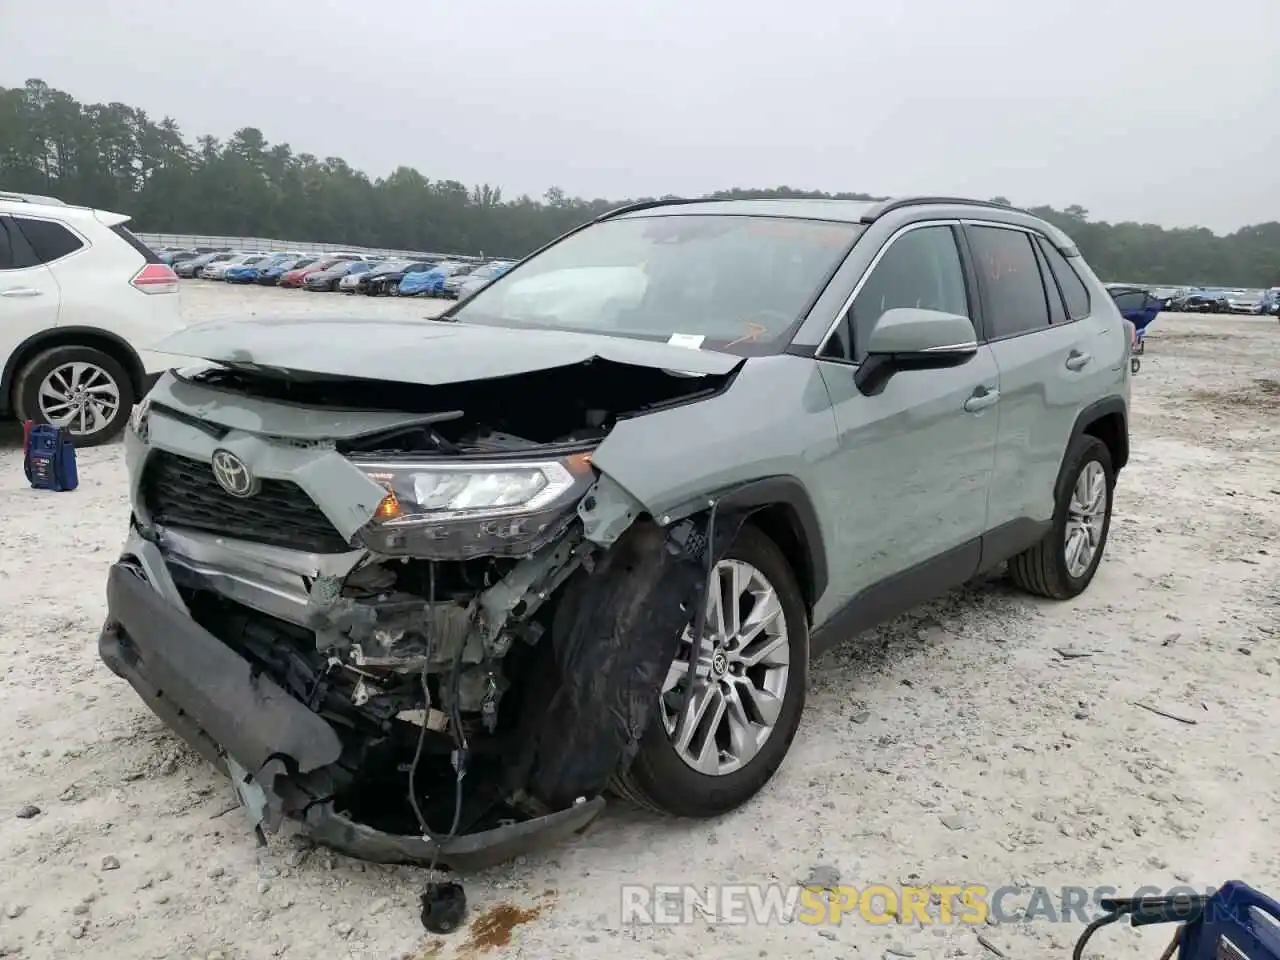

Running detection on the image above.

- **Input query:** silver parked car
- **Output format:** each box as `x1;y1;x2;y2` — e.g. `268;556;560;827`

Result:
201;253;262;280
453;260;516;300
99;196;1132;872
1224;289;1265;314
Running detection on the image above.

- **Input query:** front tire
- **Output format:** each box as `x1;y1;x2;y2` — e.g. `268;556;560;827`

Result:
13;345;133;446
1008;435;1115;600
610;524;809;818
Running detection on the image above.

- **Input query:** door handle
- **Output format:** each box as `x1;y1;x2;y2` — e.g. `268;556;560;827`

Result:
1065;350;1093;371
963;387;1000;413
1;288;43;298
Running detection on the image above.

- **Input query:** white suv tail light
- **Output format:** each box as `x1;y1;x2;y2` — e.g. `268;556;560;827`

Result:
131;263;180;295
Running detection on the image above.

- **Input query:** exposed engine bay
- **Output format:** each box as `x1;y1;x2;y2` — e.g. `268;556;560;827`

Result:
104;352;748;868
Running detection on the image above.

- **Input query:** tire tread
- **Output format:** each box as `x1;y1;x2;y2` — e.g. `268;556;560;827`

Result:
1008;435;1114;601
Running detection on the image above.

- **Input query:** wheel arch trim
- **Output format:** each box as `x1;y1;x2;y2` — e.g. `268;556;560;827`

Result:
1060;396;1128;502
2;325;147;413
709;476;829;613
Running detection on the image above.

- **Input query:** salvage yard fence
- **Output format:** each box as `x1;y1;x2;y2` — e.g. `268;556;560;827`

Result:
133;232;491;263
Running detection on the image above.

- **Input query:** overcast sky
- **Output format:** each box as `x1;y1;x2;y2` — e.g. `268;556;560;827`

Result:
2;0;1277;233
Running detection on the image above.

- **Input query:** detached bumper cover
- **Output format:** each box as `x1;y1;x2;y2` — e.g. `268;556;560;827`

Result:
98;561;604;871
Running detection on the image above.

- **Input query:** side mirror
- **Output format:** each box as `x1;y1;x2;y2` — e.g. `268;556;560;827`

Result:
855;308;978;396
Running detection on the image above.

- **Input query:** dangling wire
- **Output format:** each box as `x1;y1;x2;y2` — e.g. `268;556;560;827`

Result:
675;499;720;725
407;561;436;838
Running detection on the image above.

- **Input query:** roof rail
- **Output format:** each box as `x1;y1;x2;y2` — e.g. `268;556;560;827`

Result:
0;190;69;206
594;196;720;221
858;195;1020;223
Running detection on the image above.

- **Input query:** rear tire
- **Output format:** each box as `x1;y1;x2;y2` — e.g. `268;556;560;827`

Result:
1008;435;1115;600
13;345;134;447
610;524;809;818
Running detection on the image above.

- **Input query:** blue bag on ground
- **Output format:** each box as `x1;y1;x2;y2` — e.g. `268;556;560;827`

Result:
23;421;78;492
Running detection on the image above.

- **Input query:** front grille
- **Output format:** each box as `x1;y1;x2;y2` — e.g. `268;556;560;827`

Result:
141;450;352;553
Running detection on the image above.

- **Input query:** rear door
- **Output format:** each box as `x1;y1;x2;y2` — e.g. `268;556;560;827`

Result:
0;216;61;373
965;222;1112;531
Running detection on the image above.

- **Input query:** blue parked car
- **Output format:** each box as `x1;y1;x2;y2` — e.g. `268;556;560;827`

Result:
400;261;471;297
225;253;293;283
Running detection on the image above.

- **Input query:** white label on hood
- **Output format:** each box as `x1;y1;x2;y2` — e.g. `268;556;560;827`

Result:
667;333;705;349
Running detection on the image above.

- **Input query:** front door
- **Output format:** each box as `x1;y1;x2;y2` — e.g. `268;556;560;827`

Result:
0;216;61;371
810;221;999;622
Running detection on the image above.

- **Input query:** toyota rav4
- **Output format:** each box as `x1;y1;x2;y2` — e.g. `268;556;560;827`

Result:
99;196;1132;871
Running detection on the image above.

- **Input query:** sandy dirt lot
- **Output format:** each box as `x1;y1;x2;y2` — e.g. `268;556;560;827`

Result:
1;284;1277;960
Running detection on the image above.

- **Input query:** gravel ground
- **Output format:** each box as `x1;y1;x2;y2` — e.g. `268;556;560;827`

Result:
1;285;1277;960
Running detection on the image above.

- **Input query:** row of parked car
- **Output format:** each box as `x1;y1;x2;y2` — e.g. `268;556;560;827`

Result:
156;247;516;300
1159;286;1280;315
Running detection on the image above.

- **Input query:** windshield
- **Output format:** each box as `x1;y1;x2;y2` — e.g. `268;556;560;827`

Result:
451;214;861;350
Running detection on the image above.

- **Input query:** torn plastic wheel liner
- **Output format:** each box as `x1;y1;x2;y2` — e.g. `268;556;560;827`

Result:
98;561;605;871
510;512;748;811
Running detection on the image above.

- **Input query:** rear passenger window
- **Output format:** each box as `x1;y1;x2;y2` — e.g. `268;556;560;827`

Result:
14;217;85;263
110;224;162;263
1032;242;1067;324
967;226;1049;339
1036;237;1091;320
822;224;969;361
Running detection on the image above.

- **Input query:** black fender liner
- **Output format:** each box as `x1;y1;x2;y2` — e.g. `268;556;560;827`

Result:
515;515;747;810
1061;396;1129;500
684;475;829;611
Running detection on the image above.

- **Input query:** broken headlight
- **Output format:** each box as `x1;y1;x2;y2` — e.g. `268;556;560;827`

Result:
351;453;595;559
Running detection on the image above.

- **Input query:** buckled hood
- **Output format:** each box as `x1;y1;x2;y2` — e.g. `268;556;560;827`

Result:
152;317;742;384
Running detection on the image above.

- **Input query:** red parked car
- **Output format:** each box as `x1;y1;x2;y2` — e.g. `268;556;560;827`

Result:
279;258;344;288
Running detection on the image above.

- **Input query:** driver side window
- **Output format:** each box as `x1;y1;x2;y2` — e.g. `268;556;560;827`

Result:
821;225;969;362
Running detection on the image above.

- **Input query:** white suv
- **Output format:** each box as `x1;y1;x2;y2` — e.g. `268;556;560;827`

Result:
0;192;182;445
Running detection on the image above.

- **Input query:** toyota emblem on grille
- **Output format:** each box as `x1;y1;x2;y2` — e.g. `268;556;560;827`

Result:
210;449;258;498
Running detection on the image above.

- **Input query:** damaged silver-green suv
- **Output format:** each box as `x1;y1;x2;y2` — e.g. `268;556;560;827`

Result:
100;196;1132;870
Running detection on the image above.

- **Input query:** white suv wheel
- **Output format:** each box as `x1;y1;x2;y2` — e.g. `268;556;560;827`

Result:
37;360;123;438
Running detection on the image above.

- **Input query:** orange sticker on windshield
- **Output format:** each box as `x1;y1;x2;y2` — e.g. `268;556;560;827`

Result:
725;322;769;347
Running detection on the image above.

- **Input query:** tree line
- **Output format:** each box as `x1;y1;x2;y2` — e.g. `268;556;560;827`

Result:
2;78;1276;287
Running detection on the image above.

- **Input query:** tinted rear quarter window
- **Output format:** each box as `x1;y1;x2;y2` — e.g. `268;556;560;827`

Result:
1036;238;1091;320
110;224;161;263
967;225;1049;339
14;217;85;264
1032;242;1068;325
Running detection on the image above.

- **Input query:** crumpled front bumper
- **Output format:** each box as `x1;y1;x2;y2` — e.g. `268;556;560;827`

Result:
98;557;604;872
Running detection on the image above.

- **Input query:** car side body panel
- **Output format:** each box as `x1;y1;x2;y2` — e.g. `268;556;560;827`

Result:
810;346;1000;625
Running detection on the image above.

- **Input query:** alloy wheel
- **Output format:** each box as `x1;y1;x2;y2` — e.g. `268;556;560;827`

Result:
37;361;122;437
660;559;791;776
1064;460;1107;578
